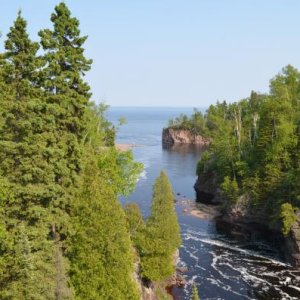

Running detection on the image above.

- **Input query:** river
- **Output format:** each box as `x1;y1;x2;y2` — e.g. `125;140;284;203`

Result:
107;107;300;300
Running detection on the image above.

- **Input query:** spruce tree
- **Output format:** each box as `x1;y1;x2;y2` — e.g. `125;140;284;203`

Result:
0;12;59;299
38;2;92;229
38;4;142;298
38;3;94;295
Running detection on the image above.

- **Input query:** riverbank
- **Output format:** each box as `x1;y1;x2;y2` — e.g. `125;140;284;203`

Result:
178;198;221;220
194;171;300;267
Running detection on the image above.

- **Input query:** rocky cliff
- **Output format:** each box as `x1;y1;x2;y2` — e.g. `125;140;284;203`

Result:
194;171;300;266
285;212;300;266
162;128;209;147
194;170;221;205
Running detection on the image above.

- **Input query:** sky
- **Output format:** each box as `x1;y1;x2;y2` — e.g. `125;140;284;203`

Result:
1;1;300;107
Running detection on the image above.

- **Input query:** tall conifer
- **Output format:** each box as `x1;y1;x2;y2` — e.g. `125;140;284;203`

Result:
38;2;92;228
68;147;140;300
0;12;59;299
141;171;181;281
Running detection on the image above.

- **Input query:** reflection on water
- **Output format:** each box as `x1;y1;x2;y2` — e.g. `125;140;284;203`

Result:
162;143;208;153
108;107;300;300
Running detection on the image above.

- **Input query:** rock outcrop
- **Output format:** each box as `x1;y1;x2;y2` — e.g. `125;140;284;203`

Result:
194;171;221;205
285;212;300;266
162;128;209;147
194;171;300;266
133;249;183;299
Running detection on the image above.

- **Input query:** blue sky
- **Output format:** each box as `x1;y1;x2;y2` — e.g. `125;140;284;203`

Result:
1;1;300;107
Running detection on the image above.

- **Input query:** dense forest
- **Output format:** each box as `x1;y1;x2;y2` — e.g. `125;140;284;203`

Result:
168;109;206;136
170;65;300;236
0;3;180;299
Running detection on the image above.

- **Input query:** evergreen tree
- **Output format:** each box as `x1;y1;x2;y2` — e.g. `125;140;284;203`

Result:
0;4;143;299
38;2;92;231
192;65;300;232
191;283;200;300
125;202;146;253
67;104;141;299
0;12;61;299
37;3;94;295
68;147;140;300
140;171;181;281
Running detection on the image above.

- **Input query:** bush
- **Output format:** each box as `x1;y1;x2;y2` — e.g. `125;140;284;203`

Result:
221;176;239;204
196;151;210;176
280;203;297;236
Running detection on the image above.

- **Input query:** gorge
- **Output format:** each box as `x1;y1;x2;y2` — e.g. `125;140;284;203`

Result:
109;106;300;299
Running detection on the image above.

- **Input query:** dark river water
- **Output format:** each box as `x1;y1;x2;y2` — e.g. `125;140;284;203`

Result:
107;107;300;300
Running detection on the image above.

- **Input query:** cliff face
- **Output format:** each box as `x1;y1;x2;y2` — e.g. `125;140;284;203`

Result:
194;172;300;266
285;212;300;266
162;128;209;147
194;171;221;205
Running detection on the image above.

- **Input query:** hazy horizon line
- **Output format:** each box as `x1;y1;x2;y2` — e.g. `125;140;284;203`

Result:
109;105;208;108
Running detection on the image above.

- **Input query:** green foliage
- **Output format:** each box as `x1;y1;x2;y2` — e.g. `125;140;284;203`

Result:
68;149;139;300
125;203;145;251
98;148;143;197
186;66;300;232
124;173;181;284
38;1;93;226
196;151;210;176
0;3;142;299
169;66;300;232
191;283;200;300
155;284;172;300
280;203;297;236
83;102;112;148
0;11;59;298
124;174;182;284
140;171;181;281
221;176;239;204
168;109;207;136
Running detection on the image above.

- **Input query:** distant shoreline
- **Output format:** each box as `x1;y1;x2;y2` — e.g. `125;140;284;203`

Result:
115;143;141;151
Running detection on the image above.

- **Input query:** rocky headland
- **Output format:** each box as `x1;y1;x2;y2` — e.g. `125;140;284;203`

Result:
162;128;209;147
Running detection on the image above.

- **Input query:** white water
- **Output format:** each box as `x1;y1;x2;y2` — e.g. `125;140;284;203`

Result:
108;107;300;300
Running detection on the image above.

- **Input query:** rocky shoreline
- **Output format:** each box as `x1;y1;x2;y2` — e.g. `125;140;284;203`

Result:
194;171;300;267
179;198;221;220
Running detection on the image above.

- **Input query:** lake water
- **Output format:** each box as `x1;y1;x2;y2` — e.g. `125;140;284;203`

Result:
107;107;300;300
